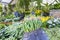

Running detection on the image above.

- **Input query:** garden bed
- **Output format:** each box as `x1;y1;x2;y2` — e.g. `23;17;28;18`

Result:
0;16;60;40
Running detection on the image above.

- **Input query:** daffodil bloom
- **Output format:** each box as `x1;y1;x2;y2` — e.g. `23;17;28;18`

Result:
35;10;42;14
40;16;50;22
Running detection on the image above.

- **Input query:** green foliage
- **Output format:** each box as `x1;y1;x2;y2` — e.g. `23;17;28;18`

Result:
0;16;6;22
53;3;60;9
44;27;60;40
0;14;14;22
23;19;42;32
0;24;5;29
0;19;42;40
0;23;24;40
41;3;51;13
15;0;31;11
15;0;43;11
0;17;60;40
35;0;43;9
0;4;2;12
5;14;14;19
24;11;30;15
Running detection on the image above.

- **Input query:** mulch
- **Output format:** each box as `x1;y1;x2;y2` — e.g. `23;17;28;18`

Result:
0;22;12;25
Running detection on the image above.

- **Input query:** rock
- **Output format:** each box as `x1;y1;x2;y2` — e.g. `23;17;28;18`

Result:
23;28;49;40
50;10;60;18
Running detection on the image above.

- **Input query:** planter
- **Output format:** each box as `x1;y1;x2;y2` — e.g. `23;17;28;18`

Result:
23;28;49;40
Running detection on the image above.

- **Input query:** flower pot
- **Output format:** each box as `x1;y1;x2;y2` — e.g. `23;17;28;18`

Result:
23;28;49;40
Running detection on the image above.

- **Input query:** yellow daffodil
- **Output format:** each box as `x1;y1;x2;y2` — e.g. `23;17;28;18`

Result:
40;16;50;22
35;10;42;15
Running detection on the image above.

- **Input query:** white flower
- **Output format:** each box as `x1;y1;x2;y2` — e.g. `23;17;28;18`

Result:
47;20;52;24
49;25;52;27
54;19;58;22
53;24;55;26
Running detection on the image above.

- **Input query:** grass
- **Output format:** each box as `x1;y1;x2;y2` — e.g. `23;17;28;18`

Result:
44;27;60;40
